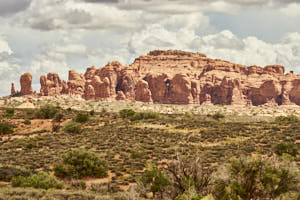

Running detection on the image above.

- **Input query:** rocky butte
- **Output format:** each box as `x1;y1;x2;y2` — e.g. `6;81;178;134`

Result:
13;50;300;106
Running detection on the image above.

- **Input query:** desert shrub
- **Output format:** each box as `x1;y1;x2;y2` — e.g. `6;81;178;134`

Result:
12;171;63;190
90;109;95;116
130;150;145;159
119;109;136;119
23;119;31;125
5;108;15;117
211;113;225;121
74;112;89;123
140;165;170;199
53;112;64;122
70;180;87;190
213;156;300;200
34;105;59;119
54;149;108;179
130;111;159;121
274;142;299;157
0;166;31;182
26;140;38;149
63;122;82;134
166;156;212;199
175;190;203;200
0;122;13;135
275;115;299;124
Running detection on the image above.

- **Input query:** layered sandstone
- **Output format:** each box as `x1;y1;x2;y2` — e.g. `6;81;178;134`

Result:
16;50;300;106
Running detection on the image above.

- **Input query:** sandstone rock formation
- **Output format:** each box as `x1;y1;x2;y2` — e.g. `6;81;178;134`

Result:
40;73;67;96
16;50;300;106
135;80;152;102
20;73;33;95
11;83;16;96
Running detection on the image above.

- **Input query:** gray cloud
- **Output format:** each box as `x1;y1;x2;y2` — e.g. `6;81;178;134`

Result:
80;0;300;13
18;0;139;30
0;0;31;17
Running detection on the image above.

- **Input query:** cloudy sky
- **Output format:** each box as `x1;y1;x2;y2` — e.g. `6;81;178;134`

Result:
1;0;300;95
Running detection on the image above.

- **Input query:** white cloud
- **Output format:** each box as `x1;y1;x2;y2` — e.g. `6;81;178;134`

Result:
54;44;87;55
15;0;141;30
124;21;300;72
280;3;300;17
28;42;88;81
0;36;21;95
0;35;13;54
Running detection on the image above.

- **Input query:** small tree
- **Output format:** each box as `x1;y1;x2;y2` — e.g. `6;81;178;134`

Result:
213;156;300;200
54;149;108;179
34;105;59;119
140;165;170;199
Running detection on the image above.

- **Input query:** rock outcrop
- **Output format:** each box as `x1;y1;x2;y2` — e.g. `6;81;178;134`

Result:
11;83;16;96
135;80;152;102
16;50;300;106
40;73;67;96
20;73;33;95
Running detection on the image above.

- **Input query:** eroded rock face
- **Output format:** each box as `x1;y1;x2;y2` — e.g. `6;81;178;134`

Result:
20;73;33;95
40;73;66;96
85;84;95;100
168;74;193;104
67;70;85;96
144;73;168;103
15;50;300;106
135;80;152;102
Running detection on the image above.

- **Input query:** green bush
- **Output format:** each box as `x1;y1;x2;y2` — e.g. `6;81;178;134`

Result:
213;156;300;200
0;122;13;135
119;109;136;119
63;122;82;134
74;112;89;123
23;119;31;125
5;108;15;117
12;171;63;190
54;149;108;179
0;166;31;182
140;166;169;199
34;105;59;119
274;142;299;157
275;115;299;124
130;111;159;121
